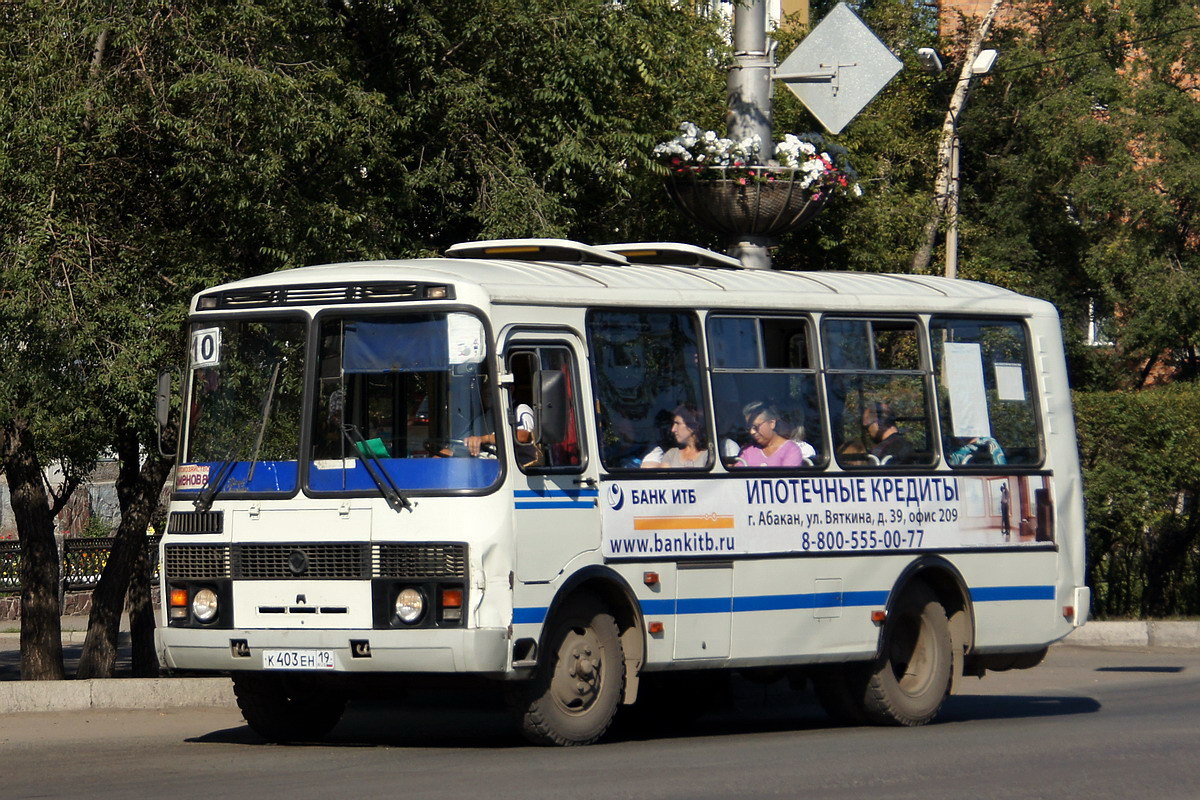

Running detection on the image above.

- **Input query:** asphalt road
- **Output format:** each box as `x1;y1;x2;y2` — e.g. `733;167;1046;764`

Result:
2;645;1198;800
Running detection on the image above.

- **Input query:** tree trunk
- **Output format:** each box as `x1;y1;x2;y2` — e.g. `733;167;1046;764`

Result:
911;0;1006;274
128;529;160;677
0;420;65;680
76;426;172;678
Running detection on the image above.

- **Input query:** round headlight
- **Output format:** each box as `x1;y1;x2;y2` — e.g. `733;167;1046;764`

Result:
191;588;219;622
395;588;424;624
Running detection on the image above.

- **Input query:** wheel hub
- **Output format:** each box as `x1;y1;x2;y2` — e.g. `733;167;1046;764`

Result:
551;627;603;713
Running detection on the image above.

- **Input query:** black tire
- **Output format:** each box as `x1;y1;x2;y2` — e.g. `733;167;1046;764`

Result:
860;583;952;726
232;673;347;743
514;593;625;746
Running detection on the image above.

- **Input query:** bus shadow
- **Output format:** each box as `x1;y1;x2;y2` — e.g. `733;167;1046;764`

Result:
187;689;1101;749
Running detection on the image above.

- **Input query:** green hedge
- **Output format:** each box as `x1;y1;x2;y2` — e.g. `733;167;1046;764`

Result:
1076;385;1200;618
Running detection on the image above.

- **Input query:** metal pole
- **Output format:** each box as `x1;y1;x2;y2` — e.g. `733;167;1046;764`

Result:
727;0;775;269
944;133;960;279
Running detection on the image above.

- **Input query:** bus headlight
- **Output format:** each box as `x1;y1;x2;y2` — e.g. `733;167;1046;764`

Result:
395;588;424;624
191;588;219;623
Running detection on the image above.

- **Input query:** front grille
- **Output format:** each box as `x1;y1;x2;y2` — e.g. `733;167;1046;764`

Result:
163;542;467;581
235;544;369;580
167;511;224;535
375;543;466;579
198;282;449;310
164;545;231;579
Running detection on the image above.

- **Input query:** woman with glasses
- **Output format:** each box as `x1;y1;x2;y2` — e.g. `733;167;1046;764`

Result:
736;401;814;468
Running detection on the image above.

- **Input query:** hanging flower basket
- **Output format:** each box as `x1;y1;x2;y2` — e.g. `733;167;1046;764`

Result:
653;124;860;239
665;166;829;237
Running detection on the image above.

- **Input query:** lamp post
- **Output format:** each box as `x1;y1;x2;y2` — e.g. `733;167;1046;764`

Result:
726;0;775;269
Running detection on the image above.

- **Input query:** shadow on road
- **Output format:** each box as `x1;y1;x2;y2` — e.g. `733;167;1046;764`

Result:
186;683;1102;749
939;693;1101;722
1095;666;1185;673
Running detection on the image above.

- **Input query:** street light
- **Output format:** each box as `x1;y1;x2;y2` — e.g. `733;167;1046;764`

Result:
941;48;997;280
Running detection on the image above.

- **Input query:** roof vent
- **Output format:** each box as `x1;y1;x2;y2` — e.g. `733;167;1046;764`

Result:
596;242;743;269
445;238;629;266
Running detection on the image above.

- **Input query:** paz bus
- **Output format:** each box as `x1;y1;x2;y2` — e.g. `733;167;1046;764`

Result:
155;238;1089;745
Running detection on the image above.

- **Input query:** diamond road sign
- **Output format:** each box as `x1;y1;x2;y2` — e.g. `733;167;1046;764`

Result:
775;2;902;135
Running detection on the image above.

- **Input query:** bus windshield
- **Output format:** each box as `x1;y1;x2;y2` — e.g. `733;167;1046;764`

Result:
181;317;306;495
308;311;500;493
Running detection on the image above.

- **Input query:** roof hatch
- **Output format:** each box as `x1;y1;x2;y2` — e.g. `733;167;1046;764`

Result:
595;242;743;269
445;238;629;266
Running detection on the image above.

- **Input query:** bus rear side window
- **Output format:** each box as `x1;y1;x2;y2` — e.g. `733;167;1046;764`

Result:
823;318;934;468
930;318;1041;467
588;310;708;471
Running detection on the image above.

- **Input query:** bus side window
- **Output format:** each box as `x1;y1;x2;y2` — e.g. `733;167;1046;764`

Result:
822;318;935;468
587;310;708;471
708;315;823;469
930;317;1041;467
508;345;584;472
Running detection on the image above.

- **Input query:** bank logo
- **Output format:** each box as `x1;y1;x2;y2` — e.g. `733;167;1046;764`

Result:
606;483;625;511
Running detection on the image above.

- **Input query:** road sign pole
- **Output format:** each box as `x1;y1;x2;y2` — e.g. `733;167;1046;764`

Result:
727;0;775;269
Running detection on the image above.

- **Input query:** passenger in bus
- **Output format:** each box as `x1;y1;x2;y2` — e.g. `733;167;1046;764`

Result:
645;403;710;468
947;435;1006;466
735;402;815;467
862;402;915;464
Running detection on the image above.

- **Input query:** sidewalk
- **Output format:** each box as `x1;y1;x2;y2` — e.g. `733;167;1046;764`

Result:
0;614;234;713
0;619;1197;715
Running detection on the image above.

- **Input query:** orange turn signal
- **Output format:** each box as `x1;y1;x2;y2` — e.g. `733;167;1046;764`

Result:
1063;605;1075;620
648;621;664;635
170;588;189;607
442;588;464;608
871;610;887;624
643;571;659;586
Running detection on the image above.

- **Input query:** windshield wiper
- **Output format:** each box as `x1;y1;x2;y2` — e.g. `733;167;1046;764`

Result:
245;361;282;483
341;424;412;512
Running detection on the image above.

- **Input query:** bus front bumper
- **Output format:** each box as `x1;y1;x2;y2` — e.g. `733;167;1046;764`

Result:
156;626;510;675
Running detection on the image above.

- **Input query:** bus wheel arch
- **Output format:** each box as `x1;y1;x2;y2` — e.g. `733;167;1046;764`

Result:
536;567;645;706
883;557;975;697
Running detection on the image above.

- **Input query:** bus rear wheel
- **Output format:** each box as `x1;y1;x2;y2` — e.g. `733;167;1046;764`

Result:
861;583;952;726
232;673;346;743
514;593;625;746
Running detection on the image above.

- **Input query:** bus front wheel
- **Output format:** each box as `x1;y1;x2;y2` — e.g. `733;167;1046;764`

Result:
862;583;952;726
514;593;625;746
232;673;346;743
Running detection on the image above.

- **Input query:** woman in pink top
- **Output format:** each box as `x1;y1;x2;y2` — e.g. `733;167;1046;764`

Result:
736;403;813;467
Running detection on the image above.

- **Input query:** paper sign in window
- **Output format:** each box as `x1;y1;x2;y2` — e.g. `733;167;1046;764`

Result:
944;342;990;438
994;362;1027;401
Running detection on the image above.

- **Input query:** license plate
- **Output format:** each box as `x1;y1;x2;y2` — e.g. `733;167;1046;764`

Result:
262;649;337;670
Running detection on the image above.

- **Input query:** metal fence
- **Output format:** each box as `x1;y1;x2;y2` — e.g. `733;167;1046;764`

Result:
0;536;161;595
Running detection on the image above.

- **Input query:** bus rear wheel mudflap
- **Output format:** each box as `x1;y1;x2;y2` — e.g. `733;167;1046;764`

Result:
232;672;347;744
511;592;625;746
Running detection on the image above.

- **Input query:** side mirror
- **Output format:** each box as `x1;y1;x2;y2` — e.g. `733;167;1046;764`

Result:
533;369;568;445
156;371;177;457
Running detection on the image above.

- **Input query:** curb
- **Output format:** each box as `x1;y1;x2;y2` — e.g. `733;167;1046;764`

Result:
1063;620;1200;649
0;677;234;714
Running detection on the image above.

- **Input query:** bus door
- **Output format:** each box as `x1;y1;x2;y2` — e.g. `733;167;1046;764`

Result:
501;332;599;583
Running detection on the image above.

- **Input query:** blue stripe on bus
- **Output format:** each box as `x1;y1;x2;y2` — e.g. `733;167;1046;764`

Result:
970;585;1055;602
515;501;594;510
512;585;1054;627
514;488;599;498
513;607;548;625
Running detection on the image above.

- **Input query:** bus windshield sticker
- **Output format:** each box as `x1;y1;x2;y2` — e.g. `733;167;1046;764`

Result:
191;327;221;369
447;313;485;365
994;362;1027;402
943;342;990;438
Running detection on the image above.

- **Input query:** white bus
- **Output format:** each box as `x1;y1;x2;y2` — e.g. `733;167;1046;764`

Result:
156;238;1089;745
